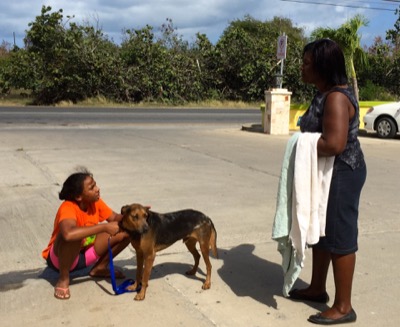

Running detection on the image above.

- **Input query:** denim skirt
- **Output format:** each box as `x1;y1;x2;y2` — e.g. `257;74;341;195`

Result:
315;159;367;254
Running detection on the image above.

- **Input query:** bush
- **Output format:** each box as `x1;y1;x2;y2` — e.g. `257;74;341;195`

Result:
359;80;397;101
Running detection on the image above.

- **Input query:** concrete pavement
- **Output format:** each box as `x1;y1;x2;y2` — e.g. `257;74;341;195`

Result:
0;121;399;326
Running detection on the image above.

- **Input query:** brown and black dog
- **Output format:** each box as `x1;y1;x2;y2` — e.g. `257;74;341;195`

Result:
119;203;218;300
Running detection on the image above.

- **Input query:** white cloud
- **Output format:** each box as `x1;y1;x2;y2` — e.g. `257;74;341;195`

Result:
0;0;398;47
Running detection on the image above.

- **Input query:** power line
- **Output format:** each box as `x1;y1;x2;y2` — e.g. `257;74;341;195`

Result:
280;0;398;11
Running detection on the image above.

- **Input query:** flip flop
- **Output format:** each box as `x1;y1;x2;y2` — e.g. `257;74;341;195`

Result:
54;287;70;300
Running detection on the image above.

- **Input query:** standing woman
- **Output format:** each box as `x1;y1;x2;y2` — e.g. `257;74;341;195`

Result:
289;39;367;324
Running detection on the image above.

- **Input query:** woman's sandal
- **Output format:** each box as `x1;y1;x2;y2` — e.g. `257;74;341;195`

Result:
289;289;329;303
308;309;357;325
54;287;71;300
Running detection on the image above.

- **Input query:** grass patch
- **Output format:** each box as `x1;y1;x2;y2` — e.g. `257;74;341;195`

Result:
175;100;259;109
0;90;394;109
289;101;393;111
0;94;261;109
359;101;394;108
0;89;33;106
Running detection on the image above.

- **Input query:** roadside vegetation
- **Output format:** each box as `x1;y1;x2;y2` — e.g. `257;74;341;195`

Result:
0;5;399;107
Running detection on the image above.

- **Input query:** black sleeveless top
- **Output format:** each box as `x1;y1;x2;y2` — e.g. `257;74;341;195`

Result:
300;86;365;170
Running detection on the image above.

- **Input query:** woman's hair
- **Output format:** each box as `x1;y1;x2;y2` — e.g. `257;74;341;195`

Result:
303;38;348;86
59;168;93;201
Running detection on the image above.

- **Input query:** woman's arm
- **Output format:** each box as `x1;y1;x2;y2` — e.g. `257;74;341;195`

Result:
317;91;354;156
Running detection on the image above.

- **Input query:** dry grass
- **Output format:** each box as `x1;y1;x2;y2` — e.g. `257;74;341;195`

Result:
0;93;261;109
1;91;390;110
0;88;264;108
0;90;33;106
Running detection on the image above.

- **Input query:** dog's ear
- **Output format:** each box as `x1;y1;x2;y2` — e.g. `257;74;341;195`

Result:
121;205;130;215
144;205;151;213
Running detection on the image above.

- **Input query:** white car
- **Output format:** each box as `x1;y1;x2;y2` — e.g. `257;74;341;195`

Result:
363;102;400;139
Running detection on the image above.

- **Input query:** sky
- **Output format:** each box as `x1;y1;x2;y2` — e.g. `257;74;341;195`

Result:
1;1;399;49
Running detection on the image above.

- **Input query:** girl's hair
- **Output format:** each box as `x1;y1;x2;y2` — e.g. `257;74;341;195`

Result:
303;38;348;86
59;168;93;201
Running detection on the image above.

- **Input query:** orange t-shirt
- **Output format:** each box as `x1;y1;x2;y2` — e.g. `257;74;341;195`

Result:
41;199;113;259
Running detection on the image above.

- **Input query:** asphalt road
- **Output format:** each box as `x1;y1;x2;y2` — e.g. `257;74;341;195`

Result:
0;106;260;125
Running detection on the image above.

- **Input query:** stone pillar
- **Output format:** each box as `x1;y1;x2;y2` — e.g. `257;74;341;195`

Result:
264;88;292;135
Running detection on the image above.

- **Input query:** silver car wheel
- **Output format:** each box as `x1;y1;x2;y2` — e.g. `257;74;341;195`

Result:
376;117;396;139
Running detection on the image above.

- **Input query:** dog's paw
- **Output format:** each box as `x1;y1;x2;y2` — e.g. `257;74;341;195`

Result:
202;282;211;290
127;282;140;291
134;292;146;301
185;267;197;275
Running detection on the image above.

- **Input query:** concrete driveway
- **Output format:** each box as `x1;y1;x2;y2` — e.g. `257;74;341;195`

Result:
0;122;398;326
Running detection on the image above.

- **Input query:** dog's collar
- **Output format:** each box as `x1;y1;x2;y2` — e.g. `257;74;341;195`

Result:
126;230;142;240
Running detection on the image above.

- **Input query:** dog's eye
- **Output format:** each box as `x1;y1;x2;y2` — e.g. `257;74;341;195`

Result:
133;214;139;221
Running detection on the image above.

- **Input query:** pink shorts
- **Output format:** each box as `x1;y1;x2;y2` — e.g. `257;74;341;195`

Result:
47;245;100;272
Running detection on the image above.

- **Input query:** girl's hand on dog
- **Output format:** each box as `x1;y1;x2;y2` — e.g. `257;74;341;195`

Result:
104;221;121;236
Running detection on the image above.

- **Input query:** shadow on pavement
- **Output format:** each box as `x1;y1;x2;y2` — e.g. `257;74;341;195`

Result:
1;246;328;312
217;243;329;312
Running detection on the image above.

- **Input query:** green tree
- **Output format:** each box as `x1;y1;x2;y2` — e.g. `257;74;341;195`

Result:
11;5;122;104
7;7;395;105
311;14;368;101
386;6;400;54
0;41;13;93
357;37;398;100
192;33;221;99
157;18;205;103
120;25;166;102
120;18;210;104
215;15;308;102
0;49;40;94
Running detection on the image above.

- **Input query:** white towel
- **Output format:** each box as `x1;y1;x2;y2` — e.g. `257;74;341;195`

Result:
290;132;334;267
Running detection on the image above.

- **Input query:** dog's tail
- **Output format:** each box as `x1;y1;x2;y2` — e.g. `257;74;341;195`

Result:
209;220;218;259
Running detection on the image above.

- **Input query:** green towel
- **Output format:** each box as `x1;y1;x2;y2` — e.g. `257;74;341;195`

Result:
272;132;302;297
